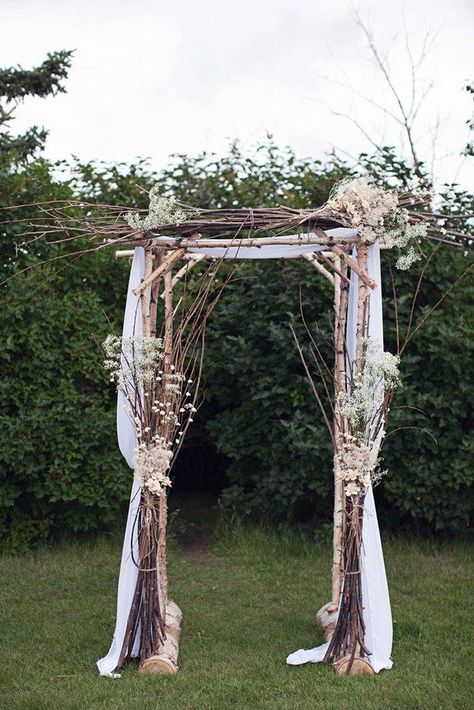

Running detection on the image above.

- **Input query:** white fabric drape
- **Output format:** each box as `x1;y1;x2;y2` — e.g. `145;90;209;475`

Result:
347;243;392;672
287;243;393;672
97;247;146;677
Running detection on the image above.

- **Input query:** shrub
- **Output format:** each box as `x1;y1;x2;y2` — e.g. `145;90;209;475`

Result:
0;265;130;549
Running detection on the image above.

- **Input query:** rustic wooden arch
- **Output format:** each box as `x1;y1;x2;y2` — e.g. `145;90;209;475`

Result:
21;194;466;677
112;226;377;675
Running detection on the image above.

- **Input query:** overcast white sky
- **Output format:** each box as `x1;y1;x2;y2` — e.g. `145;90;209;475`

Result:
2;0;473;189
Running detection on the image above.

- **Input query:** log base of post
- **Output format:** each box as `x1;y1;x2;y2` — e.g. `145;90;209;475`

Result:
139;655;177;675
138;600;182;675
333;655;375;675
316;602;338;642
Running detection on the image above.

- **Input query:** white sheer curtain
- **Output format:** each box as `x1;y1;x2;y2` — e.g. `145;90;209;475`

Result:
346;244;392;672
97;247;145;677
287;243;393;672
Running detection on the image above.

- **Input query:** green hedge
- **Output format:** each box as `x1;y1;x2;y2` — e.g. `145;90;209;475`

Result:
0;159;147;549
203;258;335;524
1;145;472;548
380;247;474;530
0;266;130;549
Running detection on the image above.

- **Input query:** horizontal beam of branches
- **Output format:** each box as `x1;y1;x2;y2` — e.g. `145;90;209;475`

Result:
5;190;468;251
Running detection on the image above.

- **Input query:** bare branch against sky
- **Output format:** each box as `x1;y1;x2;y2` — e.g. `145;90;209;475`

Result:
1;0;472;187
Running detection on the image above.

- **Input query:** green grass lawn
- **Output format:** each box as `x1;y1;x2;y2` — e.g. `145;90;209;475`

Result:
1;501;473;709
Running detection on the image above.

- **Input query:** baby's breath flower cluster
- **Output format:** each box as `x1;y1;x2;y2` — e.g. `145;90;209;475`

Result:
381;212;427;270
339;435;379;497
124;187;196;231
325;177;427;269
103;333;165;387
337;338;401;429
103;333;197;497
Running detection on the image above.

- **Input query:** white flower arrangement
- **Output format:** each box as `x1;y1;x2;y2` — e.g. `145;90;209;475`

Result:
103;333;165;387
103;333;197;497
337;338;401;431
134;441;173;496
336;338;400;497
325;177;427;269
326;177;398;236
124;187;196;231
338;436;379;498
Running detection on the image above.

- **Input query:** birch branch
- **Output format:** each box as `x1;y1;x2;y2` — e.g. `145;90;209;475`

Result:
302;253;335;285
332;245;377;290
133;248;187;295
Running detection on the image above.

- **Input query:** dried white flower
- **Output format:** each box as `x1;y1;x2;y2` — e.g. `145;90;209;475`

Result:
345;481;360;497
325;177;427;269
124;187;196;231
339;438;379;497
337;338;400;430
326;177;397;239
134;442;173;495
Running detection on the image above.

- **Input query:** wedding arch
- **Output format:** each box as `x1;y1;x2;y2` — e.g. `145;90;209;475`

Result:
27;179;465;676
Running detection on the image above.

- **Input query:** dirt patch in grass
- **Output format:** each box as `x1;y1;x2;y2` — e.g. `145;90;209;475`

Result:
180;535;213;561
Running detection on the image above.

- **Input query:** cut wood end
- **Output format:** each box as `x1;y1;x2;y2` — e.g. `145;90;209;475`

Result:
333;656;375;676
138;655;178;675
132;283;145;296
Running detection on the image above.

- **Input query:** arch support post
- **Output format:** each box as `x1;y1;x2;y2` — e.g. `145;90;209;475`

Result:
138;252;183;675
317;255;349;641
117;247;183;675
323;242;375;675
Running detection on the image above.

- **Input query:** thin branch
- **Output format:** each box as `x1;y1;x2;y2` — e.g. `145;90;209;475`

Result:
290;324;335;444
384;426;438;445
404;242;443;348
400;260;474;355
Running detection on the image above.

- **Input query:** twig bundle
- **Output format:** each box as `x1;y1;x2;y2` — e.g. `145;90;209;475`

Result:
4;183;469;260
105;251;230;671
324;496;369;668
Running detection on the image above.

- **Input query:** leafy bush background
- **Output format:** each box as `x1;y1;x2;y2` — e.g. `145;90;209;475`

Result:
1;144;472;548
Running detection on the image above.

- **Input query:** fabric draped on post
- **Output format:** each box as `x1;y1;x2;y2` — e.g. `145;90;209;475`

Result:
97;247;145;677
98;247;185;677
286;243;393;673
